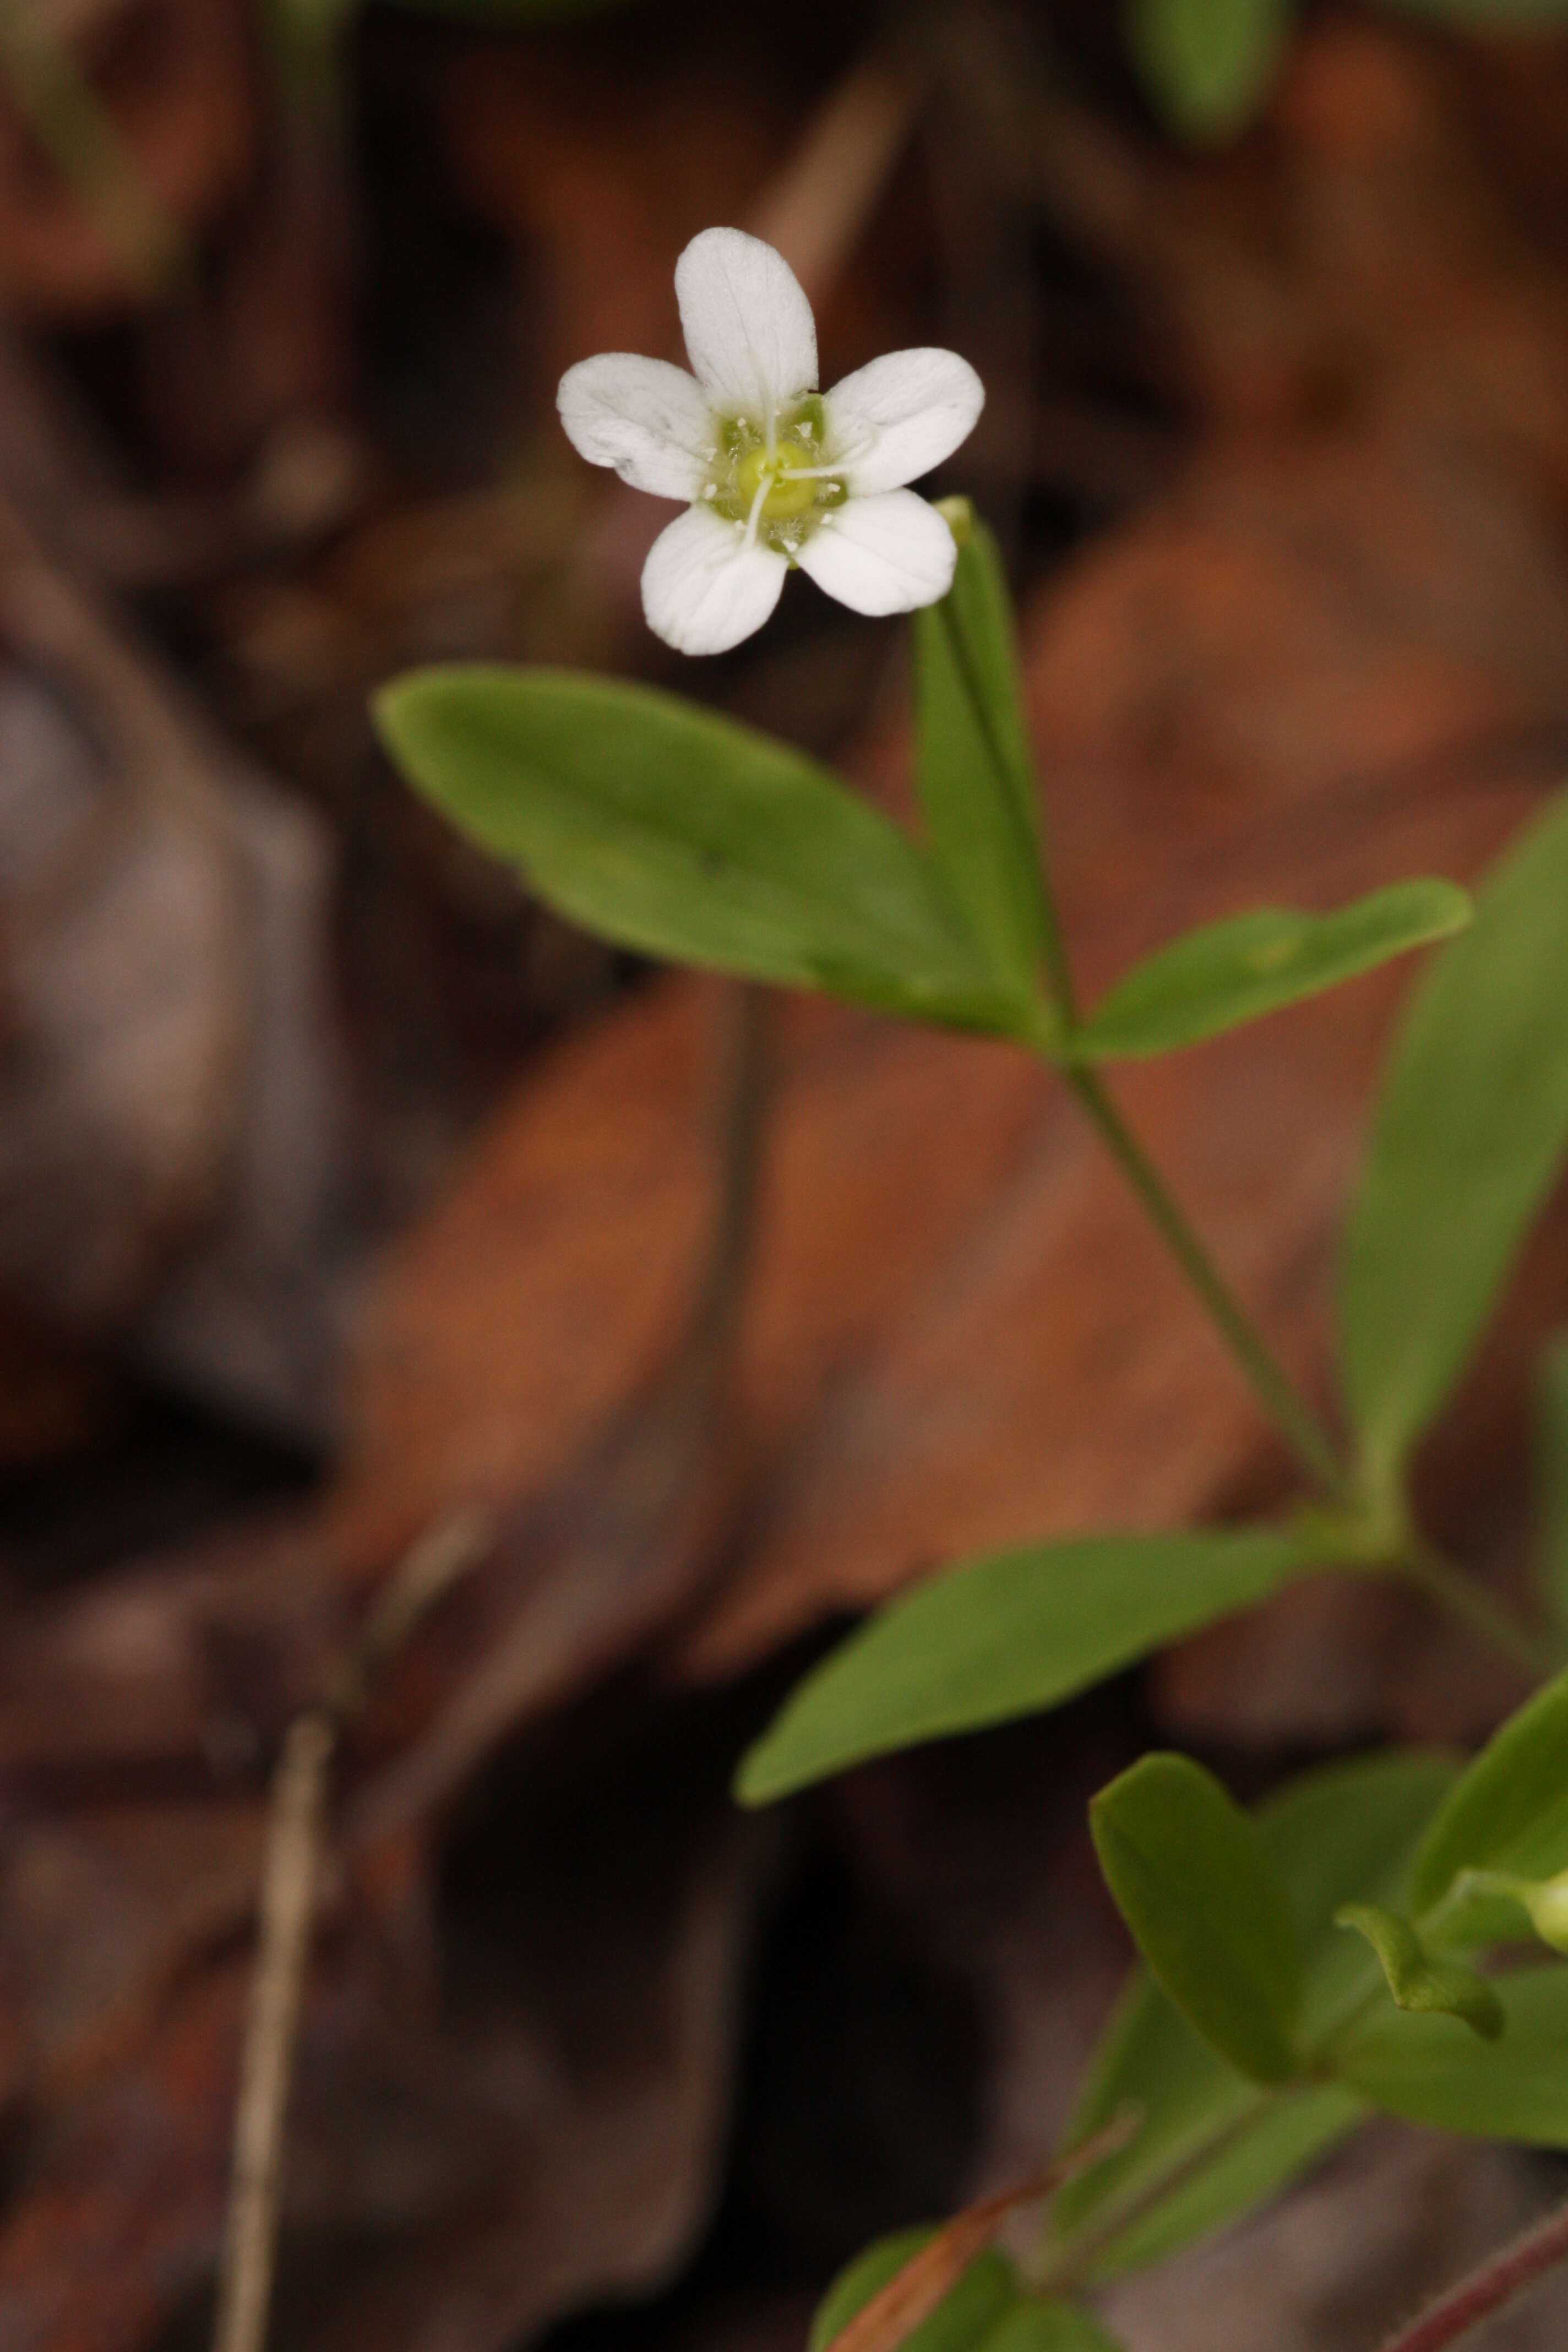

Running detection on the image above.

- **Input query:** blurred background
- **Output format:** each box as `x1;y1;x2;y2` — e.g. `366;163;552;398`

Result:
1;2;1568;2346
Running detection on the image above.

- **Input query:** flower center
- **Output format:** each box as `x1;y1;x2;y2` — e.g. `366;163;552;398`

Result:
736;438;820;521
705;398;848;555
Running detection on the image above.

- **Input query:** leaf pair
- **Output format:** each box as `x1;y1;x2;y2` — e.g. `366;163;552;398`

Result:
1050;1753;1450;2281
1053;1749;1568;2289
922;519;1471;1063
1086;1674;1568;2092
376;522;1471;1074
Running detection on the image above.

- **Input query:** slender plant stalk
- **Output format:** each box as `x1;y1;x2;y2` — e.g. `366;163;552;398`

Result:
1032;2098;1272;2295
211;1507;492;2352
1378;2196;1568;2352
1398;1532;1560;1681
1064;1063;1351;1500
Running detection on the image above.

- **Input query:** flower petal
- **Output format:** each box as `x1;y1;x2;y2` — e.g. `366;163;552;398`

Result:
641;503;788;655
824;349;985;494
674;227;818;416
794;491;957;617
557;352;712;499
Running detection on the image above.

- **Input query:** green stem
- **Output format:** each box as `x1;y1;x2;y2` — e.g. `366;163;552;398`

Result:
1396;1533;1561;1683
1065;1063;1351;1501
1031;2100;1265;2295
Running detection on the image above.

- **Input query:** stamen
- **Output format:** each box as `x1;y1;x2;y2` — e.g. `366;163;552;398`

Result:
767;460;852;481
742;471;771;549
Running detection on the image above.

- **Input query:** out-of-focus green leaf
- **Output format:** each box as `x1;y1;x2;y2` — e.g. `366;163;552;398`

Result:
914;513;1051;1003
1126;0;1295;142
1339;788;1568;1490
1079;2085;1364;2278
984;2306;1125;2352
1069;883;1469;1063
809;2240;1123;2352
736;1529;1326;1805
1089;1755;1303;2083
809;2240;1015;2352
1538;1334;1568;1632
1340;1967;1568;2142
1050;1752;1456;2280
375;666;1016;1032
1434;1866;1568;1957
1335;1903;1502;2038
1410;1663;1568;1917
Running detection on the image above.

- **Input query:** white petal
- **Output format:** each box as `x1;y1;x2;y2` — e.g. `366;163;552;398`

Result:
557;353;712;499
674;227;818;416
794;491;957;617
641;504;788;655
824;349;985;494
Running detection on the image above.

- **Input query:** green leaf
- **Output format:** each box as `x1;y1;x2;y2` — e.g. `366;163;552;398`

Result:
809;2240;1015;2352
375;666;1012;1032
1409;1662;1568;1917
1050;1751;1456;2280
984;2306;1125;2352
1089;1755;1303;2084
1340;1966;1568;2143
1435;1866;1568;1957
1069;882;1470;1063
1538;1333;1568;1632
913;515;1051;1003
1340;788;1568;1488
736;1528;1326;1805
1081;2086;1365;2278
1126;0;1295;143
1335;1903;1502;2039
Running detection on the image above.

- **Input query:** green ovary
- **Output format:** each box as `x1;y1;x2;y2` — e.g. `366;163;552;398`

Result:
706;401;847;554
737;439;819;520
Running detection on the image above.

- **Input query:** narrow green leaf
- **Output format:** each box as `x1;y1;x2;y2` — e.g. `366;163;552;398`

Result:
809;2240;1014;2352
1335;1903;1502;2039
1076;2086;1365;2278
736;1528;1325;1805
1340;1966;1568;2143
1538;1333;1568;1632
913;517;1050;1003
1089;1755;1303;2084
1051;1751;1456;2280
1409;1662;1568;1917
375;666;1012;1031
1126;0;1295;143
1070;882;1469;1063
1340;789;1568;1488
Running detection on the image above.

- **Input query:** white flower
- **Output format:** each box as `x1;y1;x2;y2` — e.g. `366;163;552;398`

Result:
557;226;984;656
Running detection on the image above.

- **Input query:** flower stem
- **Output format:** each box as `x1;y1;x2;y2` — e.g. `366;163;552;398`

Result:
1064;1063;1351;1502
1377;2196;1568;2352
